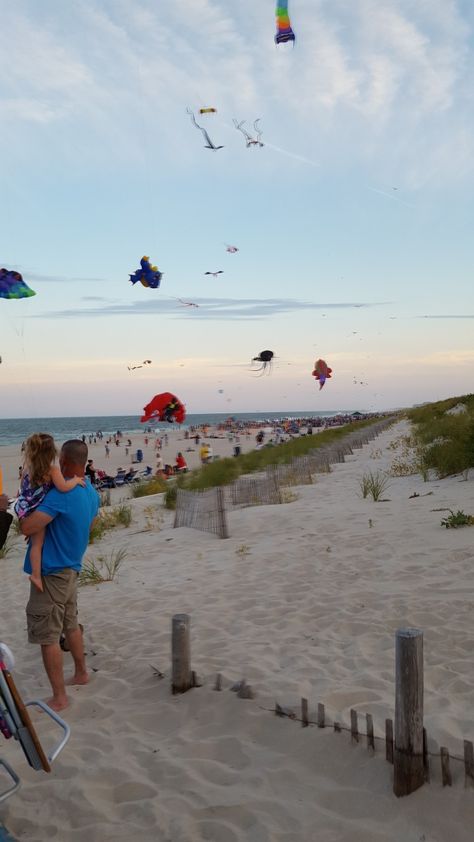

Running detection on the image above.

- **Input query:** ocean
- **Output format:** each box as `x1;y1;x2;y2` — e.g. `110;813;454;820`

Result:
0;411;356;447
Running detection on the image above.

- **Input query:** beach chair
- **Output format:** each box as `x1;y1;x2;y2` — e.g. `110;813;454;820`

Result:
0;654;70;804
140;466;153;478
113;470;127;487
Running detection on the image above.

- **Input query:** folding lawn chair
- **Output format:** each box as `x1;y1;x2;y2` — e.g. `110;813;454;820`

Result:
0;653;70;804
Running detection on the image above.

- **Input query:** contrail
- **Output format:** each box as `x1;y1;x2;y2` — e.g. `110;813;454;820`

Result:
366;187;415;209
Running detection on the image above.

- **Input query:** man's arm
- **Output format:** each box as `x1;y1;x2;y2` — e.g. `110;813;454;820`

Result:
20;510;54;537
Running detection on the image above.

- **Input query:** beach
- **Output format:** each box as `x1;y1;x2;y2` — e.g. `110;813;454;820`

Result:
1;419;474;840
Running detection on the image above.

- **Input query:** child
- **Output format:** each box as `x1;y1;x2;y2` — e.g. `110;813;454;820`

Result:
15;434;85;592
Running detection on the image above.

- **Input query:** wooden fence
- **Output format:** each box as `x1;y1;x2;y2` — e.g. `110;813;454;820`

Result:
170;618;474;796
174;417;397;537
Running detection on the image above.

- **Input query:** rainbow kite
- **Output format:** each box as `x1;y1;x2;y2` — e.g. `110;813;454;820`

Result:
275;1;295;45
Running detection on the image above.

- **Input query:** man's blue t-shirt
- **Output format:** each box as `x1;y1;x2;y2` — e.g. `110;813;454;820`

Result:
23;480;100;576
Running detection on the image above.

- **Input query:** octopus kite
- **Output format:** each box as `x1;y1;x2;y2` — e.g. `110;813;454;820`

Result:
312;359;332;390
252;349;274;375
233;119;264;148
129;257;162;289
0;269;36;299
275;1;296;45
187;108;224;150
141;392;186;425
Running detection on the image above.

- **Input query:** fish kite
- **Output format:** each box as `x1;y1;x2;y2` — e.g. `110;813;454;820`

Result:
129;257;162;289
225;244;239;253
252;349;274;375
187;108;223;150
205;270;224;278
275;1;295;45
0;269;36;300
233;119;264;148
312;359;332;390
140;392;186;425
128;360;152;371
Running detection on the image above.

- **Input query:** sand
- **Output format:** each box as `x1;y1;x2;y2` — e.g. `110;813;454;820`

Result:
1;420;474;840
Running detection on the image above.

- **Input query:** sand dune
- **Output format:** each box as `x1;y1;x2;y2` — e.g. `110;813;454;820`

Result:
1;420;474;840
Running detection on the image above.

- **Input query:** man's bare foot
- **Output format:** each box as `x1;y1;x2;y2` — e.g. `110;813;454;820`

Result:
45;695;69;712
30;574;43;592
65;672;89;687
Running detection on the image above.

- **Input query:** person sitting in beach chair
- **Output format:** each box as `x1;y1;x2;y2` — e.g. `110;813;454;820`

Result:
0;643;70;804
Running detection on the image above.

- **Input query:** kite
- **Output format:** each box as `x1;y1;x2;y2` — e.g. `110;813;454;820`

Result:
275;1;295;45
252;349;274;375
177;299;199;308
199;107;217;115
128;360;152;371
141;392;186;425
205;270;224;278
225;244;239;253
233;119;264;148
312;359;332;390
129;257;162;289
0;269;36;300
187;108;224;150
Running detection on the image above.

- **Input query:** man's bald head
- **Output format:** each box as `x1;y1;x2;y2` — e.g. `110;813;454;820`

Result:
60;440;88;477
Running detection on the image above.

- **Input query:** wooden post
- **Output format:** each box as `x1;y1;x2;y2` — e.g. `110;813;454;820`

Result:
317;703;325;729
216;487;229;539
214;673;222;691
393;628;424;797
385;719;394;763
301;698;309;727
171;614;192;694
350;709;359;743
334;721;342;733
440;747;452;787
464;740;474;788
366;714;375;752
423;728;430;782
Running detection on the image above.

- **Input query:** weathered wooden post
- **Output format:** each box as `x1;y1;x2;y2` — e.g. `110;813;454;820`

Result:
171;613;192;694
393;628;424;797
216;487;229;539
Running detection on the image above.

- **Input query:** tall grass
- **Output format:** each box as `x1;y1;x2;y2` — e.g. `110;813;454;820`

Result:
89;504;132;543
79;547;128;586
131;478;168;498
359;470;391;501
408;394;474;478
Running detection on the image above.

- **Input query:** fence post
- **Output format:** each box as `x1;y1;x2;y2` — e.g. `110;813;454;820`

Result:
171;613;192;694
393;628;424;797
216;487;229;539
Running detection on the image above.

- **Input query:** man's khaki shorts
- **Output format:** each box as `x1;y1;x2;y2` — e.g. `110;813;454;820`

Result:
26;569;79;646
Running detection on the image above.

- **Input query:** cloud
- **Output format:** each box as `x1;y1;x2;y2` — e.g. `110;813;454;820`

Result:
33;296;383;322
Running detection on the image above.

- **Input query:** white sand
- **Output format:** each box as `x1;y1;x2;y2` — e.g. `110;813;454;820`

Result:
1;420;474;840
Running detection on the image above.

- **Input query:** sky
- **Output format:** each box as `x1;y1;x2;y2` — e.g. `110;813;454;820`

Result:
1;0;473;418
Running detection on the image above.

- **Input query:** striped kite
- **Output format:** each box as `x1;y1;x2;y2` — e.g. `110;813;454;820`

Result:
275;1;295;45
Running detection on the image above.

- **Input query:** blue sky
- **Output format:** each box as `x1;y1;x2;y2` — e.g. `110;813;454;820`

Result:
1;0;473;418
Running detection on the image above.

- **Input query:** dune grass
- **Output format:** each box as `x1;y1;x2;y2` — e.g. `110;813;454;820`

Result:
79;547;128;586
359;470;391;501
89;504;132;543
131;477;168;498
408;394;474;477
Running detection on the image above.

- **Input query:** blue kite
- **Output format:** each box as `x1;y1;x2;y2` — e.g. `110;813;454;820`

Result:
129;256;162;289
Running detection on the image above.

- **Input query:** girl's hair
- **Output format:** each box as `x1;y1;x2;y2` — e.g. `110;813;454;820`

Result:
25;434;57;487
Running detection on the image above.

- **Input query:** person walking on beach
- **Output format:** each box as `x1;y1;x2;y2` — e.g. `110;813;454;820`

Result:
20;440;100;712
105;444;110;458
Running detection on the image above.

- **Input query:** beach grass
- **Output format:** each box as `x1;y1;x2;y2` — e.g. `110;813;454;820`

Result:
409;394;474;477
79;547;128;585
131;478;168;498
89;504;132;543
359;470;391;501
